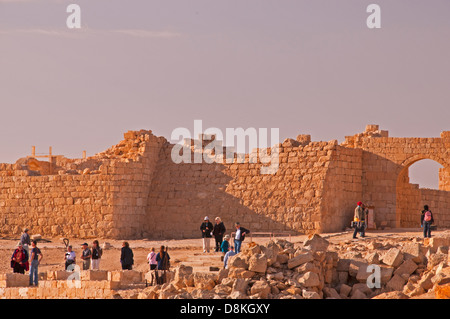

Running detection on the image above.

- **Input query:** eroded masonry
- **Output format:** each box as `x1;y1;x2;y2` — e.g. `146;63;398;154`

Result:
1;125;449;239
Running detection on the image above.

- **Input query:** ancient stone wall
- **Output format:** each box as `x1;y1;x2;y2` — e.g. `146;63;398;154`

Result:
1;125;450;240
343;125;450;228
0;130;165;239
145;138;339;239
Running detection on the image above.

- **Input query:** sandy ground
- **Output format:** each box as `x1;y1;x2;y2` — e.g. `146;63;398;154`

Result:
1;228;447;275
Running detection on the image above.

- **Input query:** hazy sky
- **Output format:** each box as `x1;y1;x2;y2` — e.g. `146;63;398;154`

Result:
1;0;449;188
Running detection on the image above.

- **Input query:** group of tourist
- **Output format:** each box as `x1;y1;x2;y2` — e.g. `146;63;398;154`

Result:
199;217;251;269
200;217;250;253
64;240;103;271
353;202;436;239
10;228;44;286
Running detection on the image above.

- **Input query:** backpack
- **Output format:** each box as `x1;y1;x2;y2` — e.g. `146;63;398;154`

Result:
424;211;432;222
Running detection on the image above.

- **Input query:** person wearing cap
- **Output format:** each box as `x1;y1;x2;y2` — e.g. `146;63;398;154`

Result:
200;216;213;253
80;243;92;270
353;201;367;239
64;245;76;271
11;242;29;274
212;217;226;253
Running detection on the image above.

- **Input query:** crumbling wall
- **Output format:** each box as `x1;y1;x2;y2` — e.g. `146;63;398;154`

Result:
0;130;165;239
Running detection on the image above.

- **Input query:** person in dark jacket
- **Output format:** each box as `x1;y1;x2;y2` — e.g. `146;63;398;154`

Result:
212;217;226;252
421;205;435;238
200;216;214;253
155;245;170;270
155;245;171;284
120;241;134;270
234;222;250;253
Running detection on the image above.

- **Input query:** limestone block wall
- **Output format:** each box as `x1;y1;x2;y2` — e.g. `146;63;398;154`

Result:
0;130;165;239
320;145;363;232
343;125;450;228
145;139;339;239
2;125;449;240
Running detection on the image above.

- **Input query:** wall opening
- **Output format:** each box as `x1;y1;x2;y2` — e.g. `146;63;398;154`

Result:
396;158;447;228
408;159;443;190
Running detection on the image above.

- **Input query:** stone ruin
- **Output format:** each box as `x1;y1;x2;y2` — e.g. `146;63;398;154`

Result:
1;124;450;239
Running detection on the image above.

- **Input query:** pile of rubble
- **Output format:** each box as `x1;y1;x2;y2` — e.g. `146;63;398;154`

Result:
137;233;450;299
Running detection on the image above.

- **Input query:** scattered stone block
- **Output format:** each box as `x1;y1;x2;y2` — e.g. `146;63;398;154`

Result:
287;252;314;269
382;248;404;268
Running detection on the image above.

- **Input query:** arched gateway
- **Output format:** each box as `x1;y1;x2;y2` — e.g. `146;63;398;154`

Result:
343;125;450;229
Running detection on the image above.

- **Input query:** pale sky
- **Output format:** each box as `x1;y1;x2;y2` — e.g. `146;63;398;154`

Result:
1;0;449;188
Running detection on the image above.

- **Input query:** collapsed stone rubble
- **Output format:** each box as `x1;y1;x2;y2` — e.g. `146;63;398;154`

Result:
1;232;449;299
136;232;450;300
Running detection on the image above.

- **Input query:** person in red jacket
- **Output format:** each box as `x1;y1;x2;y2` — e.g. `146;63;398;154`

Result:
11;242;29;274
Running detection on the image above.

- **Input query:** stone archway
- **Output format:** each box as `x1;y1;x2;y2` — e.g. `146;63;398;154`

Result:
395;155;448;228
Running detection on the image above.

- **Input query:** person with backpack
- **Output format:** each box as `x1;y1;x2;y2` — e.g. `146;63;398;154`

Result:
421;205;435;238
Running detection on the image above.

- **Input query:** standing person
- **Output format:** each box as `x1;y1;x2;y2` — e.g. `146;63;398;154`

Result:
200;216;213;253
234;222;250;254
64;245;76;271
212;217;226;252
421;205;435;238
91;240;102;270
155;246;170;270
80;243;91;270
20;228;31;257
11;243;29;274
223;246;236;269
29;240;43;286
120;242;134;270
155;246;170;285
353;201;367;239
221;235;230;255
147;247;158;271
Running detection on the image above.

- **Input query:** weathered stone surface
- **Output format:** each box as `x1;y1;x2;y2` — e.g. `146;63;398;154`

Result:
382;248;404;268
387;274;406;291
394;259;418;278
401;242;424;264
248;254;267;273
287;252;314;269
303;234;329;252
298;271;320;287
250;280;271;298
228;255;248;270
